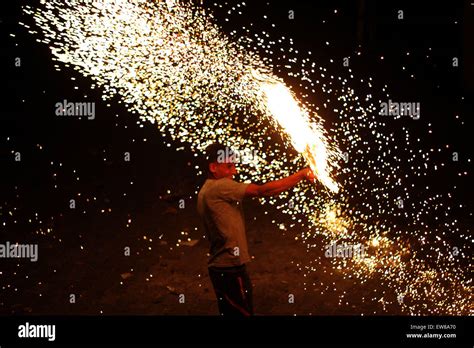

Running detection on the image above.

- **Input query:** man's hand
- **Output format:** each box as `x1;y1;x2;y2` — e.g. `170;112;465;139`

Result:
301;167;316;183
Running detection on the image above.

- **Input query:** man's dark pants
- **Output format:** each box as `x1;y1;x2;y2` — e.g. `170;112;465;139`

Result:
208;264;253;316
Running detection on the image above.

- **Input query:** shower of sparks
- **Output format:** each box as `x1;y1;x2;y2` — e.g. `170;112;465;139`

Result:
21;0;340;193
14;0;472;315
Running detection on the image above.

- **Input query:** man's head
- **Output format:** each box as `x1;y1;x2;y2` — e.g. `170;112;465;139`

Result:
205;143;237;180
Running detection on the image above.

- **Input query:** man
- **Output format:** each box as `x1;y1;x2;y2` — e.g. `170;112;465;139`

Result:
197;143;315;316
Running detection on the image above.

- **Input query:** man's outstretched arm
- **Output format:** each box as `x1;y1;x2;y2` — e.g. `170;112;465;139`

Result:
244;168;315;198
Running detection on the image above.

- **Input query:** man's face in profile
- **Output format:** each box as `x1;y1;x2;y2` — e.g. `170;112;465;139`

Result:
209;156;237;180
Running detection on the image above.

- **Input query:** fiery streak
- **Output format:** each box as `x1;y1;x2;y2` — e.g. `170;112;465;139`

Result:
255;71;340;192
24;0;341;192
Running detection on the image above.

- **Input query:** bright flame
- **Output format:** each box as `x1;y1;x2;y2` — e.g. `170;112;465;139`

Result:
257;76;339;192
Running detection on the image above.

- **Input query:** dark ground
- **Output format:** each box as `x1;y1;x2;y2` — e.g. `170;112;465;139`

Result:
0;192;402;316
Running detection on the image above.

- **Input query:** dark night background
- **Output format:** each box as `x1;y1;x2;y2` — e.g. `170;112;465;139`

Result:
0;0;472;316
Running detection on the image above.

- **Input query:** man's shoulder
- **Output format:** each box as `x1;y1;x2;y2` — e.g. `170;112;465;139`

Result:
198;179;212;195
217;177;236;185
215;178;249;190
198;179;224;196
200;178;247;196
203;177;238;187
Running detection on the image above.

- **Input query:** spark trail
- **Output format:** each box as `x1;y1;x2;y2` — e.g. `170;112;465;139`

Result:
22;0;340;192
